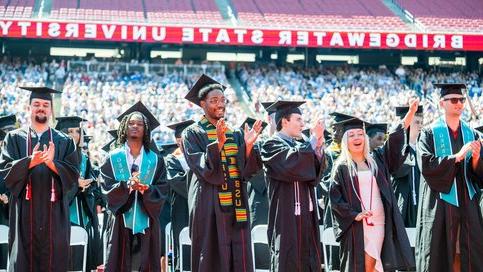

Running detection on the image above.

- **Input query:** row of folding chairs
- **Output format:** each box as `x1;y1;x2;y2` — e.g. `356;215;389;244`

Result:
0;225;88;272
165;224;416;272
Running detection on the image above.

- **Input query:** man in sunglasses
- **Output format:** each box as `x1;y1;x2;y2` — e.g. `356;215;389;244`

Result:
416;83;483;272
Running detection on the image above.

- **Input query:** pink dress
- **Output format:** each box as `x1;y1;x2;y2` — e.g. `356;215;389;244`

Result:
358;170;385;272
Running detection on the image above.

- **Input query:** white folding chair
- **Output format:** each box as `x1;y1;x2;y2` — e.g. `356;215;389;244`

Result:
179;227;191;272
251;224;269;272
165;222;172;271
70;226;88;272
321;226;339;272
0;225;9;272
405;227;416;248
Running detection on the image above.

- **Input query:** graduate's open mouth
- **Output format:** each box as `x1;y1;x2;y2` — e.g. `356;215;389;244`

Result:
353;142;363;147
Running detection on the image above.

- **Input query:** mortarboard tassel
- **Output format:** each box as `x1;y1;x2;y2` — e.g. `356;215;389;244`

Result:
50;180;56;202
25;181;32;200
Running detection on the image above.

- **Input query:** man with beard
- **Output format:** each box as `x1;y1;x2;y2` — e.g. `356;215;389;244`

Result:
416;83;483;272
0;87;79;272
100;101;168;271
261;100;326;272
55;116;102;271
367;123;388;152
182;74;263;272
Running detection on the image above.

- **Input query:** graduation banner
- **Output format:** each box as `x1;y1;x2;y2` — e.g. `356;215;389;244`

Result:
1;19;483;51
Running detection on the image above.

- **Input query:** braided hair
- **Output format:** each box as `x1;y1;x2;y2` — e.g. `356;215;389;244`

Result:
117;112;152;152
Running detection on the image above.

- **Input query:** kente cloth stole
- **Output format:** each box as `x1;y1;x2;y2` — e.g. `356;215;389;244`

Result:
199;117;247;224
431;117;476;207
110;145;158;234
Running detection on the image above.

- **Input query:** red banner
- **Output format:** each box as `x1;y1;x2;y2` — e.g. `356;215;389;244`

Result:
1;19;482;51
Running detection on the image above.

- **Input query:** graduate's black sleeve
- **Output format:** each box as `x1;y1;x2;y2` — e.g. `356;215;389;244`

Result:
0;132;34;197
140;155;168;219
417;128;458;193
241;140;263;182
261;137;325;182
374;123;408;175
182;127;225;186
100;156;135;215
468;132;483;185
165;155;188;199
53;137;80;198
329;165;359;241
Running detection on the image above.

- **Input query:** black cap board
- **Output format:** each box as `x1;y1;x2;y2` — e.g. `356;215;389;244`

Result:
475;126;483;134
167;120;195;138
101;138;116;152
333;118;367;134
0;114;17;130
366;123;388;135
265;100;305;126
21;86;62;102
240;117;268;133
185;74;226;106
329;112;354;123
117;101;160;130
55;116;87;130
434;83;466;97
261;101;276;114
395;106;423;118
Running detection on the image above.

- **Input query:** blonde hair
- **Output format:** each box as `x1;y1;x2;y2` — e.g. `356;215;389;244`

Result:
333;130;378;178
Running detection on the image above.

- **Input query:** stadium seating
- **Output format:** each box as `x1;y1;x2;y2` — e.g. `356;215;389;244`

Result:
0;0;34;18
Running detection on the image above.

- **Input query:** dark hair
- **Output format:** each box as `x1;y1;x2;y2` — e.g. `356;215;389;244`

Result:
276;113;293;131
367;129;384;138
117;112;151;152
199;84;224;102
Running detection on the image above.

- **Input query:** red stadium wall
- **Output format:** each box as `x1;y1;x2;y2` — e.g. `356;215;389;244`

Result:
1;19;482;51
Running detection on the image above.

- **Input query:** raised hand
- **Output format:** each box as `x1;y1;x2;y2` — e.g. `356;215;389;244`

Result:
244;119;263;147
403;98;420;129
455;142;473;162
78;178;93;192
29;143;44;169
311;118;325;146
216;118;228;151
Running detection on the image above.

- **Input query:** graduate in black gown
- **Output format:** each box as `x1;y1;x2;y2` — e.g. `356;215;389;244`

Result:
0;87;79;272
416;84;483;272
367;123;388;152
391;106;423;227
100;101;168;272
261;100;326;272
182;74;263;272
165;120;194;271
55;116;102;271
0;114;17;270
329;99;418;272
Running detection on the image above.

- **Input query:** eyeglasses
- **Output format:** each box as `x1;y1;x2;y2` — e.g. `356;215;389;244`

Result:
443;97;466;104
207;98;229;105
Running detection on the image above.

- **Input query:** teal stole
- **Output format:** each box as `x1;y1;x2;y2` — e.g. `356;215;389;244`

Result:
110;145;158;234
431;117;477;207
69;152;90;226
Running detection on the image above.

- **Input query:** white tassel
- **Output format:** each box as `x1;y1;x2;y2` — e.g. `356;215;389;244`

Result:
308;191;313;212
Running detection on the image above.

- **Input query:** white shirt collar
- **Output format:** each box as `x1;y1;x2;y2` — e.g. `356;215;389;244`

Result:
125;143;144;169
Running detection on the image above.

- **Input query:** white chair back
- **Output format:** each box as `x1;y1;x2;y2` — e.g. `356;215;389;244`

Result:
251;225;269;272
70;226;88;272
0;225;9;271
179;227;191;272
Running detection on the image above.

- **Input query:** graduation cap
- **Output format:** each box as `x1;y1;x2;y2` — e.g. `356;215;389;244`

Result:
475;125;483;134
117;101;160;130
108;129;118;138
265;100;305;126
0;130;6;141
261;101;276;114
302;129;332;144
434;83;466;97
0;114;17;130
366;123;388;136
185;74;226;106
395;106;423;118
167;120;195;138
55;116;87;130
84;135;93;145
329;112;354;123
333;118;367;135
160;143;179;156
20;86;62;102
240;117;268;133
101;139;116;153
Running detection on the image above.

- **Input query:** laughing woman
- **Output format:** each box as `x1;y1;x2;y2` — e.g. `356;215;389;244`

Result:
328;100;419;272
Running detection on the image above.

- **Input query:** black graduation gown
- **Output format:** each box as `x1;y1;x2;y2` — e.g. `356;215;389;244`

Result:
182;123;261;272
100;149;168;272
415;125;483;272
0;145;9;270
165;153;190;271
0;128;79;272
261;134;326;272
329;124;415;272
68;153;102;271
392;146;420;227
